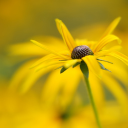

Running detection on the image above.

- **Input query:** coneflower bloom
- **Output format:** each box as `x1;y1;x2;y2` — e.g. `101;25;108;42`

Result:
30;17;128;77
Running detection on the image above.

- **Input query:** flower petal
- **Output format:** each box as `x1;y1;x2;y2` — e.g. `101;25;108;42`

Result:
61;59;81;73
55;19;77;52
30;54;59;69
9;59;37;90
31;40;67;59
8;36;67;57
60;68;81;111
108;51;128;65
93;35;121;53
102;74;128;116
64;59;81;68
89;72;105;108
82;55;101;78
41;69;64;104
20;63;63;94
101;17;121;38
35;60;64;72
41;68;81;111
7;42;48;56
95;45;122;57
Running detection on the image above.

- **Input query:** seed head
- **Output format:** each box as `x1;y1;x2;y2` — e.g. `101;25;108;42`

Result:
71;45;93;59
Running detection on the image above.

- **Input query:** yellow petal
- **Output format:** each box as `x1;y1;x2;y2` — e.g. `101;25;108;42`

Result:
89;72;105;109
20;64;63;94
95;50;110;57
7;36;68;57
41;69;64;104
82;55;101;78
101;17;121;38
7;42;48;56
95;46;122;57
102;74;128;117
35;60;64;72
30;54;59;69
9;59;56;94
9;59;37;90
60;68;81;111
31;40;67;59
41;67;81;111
93;34;121;53
64;59;81;69
55;19;77;52
108;51;128;65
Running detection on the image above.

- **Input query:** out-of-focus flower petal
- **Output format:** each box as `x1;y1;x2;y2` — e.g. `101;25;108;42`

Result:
7;42;47;56
19;64;62;94
41;69;65;104
10;62;64;94
108;51;128;65
31;40;67;59
7;36;67;57
9;59;37;90
34;60;64;72
95;45;122;57
41;68;81;109
102;74;128;117
89;72;105;109
59;68;81;111
30;54;61;69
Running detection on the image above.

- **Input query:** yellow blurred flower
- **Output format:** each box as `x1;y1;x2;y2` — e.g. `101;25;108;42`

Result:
0;83;128;128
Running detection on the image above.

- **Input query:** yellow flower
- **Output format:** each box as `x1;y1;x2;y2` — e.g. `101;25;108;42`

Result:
31;17;128;77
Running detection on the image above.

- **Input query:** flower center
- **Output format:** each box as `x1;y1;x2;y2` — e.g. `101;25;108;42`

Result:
71;45;93;59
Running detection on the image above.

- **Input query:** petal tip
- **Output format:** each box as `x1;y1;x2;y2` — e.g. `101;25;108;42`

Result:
117;17;121;21
30;39;36;43
113;16;121;26
113;17;121;25
55;18;61;24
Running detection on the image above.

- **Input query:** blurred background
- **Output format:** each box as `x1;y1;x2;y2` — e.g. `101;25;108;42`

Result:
0;0;128;128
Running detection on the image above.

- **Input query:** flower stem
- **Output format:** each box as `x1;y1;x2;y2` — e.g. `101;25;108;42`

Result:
84;76;102;128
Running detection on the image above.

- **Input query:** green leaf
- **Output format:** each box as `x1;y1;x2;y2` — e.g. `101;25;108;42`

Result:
98;62;111;72
72;62;81;68
80;61;89;78
97;59;113;64
55;66;62;70
60;66;67;73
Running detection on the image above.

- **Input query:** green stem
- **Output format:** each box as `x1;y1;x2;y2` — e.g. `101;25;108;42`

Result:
84;76;102;128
